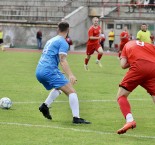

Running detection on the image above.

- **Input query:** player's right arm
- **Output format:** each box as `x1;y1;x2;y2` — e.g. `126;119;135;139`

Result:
120;57;130;69
59;54;77;85
120;32;126;40
120;44;130;69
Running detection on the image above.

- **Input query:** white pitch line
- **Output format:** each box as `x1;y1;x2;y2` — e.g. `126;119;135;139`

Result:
0;122;155;139
13;98;151;104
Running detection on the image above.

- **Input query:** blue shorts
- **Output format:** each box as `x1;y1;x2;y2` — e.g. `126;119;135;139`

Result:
36;67;69;90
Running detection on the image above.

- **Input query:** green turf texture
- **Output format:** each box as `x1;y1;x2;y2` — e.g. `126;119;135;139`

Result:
0;50;155;145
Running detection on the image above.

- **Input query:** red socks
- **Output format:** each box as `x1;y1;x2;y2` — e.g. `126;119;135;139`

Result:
117;96;131;119
97;54;102;60
85;58;89;65
85;54;102;65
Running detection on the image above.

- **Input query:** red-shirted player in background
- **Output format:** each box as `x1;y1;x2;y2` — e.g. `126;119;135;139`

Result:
118;26;130;57
116;40;155;134
100;30;106;50
84;17;103;71
150;33;154;44
66;34;73;50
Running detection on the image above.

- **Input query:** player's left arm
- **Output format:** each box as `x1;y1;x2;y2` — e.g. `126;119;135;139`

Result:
59;54;77;85
89;36;102;40
120;32;126;39
89;27;102;40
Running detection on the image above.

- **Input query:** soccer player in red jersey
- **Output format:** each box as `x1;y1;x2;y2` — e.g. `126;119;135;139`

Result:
116;40;155;134
150;33;154;44
118;26;130;57
84;17;103;70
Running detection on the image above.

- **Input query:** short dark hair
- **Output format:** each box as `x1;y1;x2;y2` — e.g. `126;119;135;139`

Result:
142;23;146;26
58;21;69;32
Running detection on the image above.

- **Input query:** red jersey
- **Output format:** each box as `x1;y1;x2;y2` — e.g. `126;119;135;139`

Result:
121;40;155;65
87;25;101;45
120;31;129;43
66;37;73;45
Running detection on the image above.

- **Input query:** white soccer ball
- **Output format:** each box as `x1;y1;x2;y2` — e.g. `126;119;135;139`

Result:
0;97;12;109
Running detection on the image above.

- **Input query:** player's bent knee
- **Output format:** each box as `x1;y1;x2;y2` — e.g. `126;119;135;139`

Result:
98;47;104;54
116;87;130;99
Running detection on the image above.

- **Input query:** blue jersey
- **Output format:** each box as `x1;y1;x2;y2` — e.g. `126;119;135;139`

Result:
37;35;69;69
36;35;69;90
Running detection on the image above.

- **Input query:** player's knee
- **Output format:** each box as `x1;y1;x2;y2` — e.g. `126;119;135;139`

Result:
65;87;76;96
66;90;76;96
98;47;103;53
58;90;62;94
116;87;130;100
100;51;104;55
87;55;91;59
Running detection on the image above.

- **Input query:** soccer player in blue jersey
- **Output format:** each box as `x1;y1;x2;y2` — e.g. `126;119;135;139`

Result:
36;21;90;124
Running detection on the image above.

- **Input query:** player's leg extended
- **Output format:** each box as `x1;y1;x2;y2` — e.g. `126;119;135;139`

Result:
60;83;91;124
44;89;62;107
84;55;91;70
116;87;136;134
60;83;79;118
85;55;91;65
85;45;91;65
96;46;103;67
39;89;62;120
84;45;95;71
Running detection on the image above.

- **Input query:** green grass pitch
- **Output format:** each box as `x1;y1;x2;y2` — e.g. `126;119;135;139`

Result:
0;50;155;145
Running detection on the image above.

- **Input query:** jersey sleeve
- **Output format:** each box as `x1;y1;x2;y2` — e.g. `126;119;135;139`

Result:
59;39;69;55
88;27;94;37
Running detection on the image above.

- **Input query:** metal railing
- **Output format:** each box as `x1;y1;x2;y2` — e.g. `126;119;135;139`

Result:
0;0;154;24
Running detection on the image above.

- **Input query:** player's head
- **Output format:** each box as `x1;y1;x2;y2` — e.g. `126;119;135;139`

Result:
124;26;128;31
141;23;147;32
110;28;114;32
58;21;69;32
92;17;99;26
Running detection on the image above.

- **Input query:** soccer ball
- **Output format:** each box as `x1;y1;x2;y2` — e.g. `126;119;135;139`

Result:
0;97;12;109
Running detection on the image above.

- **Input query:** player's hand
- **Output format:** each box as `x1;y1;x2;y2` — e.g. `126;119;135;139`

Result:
99;35;103;39
69;75;77;85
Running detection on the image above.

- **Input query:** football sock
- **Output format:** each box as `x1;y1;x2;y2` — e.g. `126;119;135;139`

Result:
69;93;80;118
117;95;131;119
97;54;102;60
85;58;89;65
126;113;134;123
44;89;62;107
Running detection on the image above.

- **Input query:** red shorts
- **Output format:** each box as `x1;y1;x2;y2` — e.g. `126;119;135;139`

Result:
86;43;101;55
120;60;155;96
